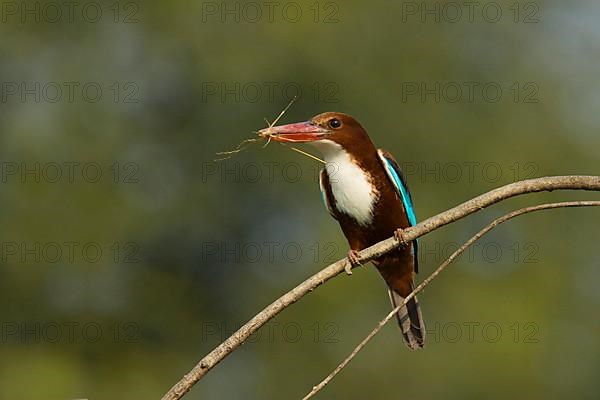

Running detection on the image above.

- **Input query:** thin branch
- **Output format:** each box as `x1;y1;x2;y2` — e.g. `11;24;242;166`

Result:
302;200;600;399
161;176;600;400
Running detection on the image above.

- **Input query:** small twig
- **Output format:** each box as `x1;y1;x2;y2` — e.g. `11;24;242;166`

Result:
215;97;298;161
160;176;600;400
283;145;326;164
303;304;403;400
214;137;263;161
218;100;327;164
301;200;600;399
266;96;297;129
259;98;326;164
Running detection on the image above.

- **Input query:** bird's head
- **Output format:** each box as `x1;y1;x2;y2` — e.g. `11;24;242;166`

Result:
259;112;374;158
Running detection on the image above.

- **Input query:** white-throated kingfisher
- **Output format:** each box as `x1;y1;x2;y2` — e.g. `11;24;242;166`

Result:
260;112;425;349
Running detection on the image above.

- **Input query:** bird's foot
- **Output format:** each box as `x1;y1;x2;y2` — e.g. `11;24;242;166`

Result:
394;228;408;248
345;250;361;275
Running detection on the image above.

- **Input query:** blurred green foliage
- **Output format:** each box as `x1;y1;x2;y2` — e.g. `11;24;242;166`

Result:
0;0;599;399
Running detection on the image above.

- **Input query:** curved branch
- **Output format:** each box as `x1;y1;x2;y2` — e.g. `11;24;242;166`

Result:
302;200;600;399
161;176;600;400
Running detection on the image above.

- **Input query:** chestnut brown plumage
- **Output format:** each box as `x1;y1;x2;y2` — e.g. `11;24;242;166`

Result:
261;112;425;349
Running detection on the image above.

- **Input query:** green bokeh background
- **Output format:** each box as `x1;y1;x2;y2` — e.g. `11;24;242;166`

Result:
1;1;599;399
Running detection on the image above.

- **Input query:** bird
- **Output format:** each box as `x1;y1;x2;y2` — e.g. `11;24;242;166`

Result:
260;112;425;349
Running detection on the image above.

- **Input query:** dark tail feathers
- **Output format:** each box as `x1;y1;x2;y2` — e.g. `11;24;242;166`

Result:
388;289;425;349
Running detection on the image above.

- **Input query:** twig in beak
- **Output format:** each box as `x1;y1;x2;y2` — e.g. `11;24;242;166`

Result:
214;137;263;161
259;97;326;164
284;145;326;164
215;96;325;164
262;132;273;149
260;96;298;138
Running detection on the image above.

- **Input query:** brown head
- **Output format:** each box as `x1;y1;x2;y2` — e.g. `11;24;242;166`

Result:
259;112;376;159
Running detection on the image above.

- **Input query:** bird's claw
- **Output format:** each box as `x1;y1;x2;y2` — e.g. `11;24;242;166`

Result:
345;250;361;275
394;228;408;248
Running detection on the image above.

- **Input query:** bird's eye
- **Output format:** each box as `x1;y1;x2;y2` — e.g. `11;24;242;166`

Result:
328;118;342;129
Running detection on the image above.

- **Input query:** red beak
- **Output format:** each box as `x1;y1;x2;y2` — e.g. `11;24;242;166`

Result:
259;121;328;143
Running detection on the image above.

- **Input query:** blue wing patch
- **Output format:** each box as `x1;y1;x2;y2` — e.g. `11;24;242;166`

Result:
381;156;417;226
378;150;419;273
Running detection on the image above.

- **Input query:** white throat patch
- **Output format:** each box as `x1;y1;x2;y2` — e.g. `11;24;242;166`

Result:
312;140;378;226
